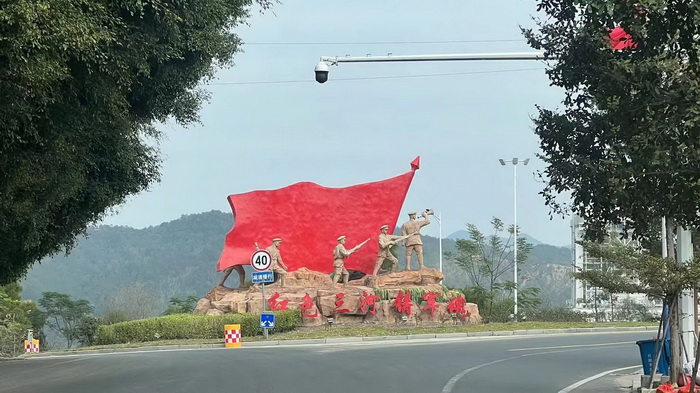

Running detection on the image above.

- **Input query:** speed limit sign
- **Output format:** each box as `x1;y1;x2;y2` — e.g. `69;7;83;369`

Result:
250;250;272;272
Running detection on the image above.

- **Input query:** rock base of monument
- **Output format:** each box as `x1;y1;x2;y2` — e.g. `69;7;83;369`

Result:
195;268;481;326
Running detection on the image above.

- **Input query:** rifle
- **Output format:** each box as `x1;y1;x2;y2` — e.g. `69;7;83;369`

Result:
350;238;371;253
386;232;417;248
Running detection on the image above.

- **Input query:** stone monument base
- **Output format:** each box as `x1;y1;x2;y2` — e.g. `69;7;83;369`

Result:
195;268;481;326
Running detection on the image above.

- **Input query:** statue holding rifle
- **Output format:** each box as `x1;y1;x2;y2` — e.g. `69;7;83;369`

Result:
332;235;370;285
373;225;416;276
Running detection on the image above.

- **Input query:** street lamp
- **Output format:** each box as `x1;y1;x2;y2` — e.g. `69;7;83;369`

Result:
432;212;443;274
499;157;530;319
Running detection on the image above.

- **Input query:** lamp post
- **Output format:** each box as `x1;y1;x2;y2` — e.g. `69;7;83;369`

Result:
433;212;443;274
499;157;530;319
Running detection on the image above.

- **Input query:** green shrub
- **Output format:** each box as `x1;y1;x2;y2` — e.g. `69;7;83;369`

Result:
375;288;454;304
375;289;390;301
524;308;588;323
95;311;300;345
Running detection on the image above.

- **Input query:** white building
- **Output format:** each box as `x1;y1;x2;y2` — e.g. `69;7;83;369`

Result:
570;215;661;319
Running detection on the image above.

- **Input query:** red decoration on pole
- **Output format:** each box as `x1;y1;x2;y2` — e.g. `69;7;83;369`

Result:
268;292;289;311
394;290;413;315
301;293;318;318
217;158;420;275
422;292;440;317
360;291;381;315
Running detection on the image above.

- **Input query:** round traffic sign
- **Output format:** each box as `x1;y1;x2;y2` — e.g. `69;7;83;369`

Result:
250;250;272;272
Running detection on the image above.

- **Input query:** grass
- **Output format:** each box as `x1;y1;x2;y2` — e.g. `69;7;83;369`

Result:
67;321;655;351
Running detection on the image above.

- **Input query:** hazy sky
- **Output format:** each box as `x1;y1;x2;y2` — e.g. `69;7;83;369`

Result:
101;0;573;247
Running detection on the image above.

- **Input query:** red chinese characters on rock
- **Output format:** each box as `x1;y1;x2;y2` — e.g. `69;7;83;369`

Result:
394;290;413;315
300;293;318;318
360;291;380;315
447;296;471;318
422;292;440;317
268;292;289;311
335;293;350;313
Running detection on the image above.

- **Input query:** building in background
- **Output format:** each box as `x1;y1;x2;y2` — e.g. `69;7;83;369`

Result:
570;215;661;320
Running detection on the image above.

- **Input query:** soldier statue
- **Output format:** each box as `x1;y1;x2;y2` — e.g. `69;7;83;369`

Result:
372;225;415;276
400;210;433;270
332;235;370;285
256;238;289;287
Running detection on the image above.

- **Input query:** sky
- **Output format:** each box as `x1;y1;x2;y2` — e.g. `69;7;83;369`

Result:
101;0;574;247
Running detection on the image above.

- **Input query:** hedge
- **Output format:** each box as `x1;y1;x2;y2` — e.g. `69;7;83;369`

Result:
95;311;300;345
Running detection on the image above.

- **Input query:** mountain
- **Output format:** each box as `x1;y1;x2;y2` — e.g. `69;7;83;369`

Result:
21;210;235;315
447;230;543;246
20;211;574;315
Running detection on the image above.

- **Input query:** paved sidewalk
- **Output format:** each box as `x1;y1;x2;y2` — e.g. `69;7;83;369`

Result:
566;368;643;393
20;325;655;359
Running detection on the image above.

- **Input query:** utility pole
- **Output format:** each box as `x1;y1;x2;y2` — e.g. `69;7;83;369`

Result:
677;228;695;365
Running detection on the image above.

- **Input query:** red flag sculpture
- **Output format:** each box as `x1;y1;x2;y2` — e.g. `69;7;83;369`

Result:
217;157;420;275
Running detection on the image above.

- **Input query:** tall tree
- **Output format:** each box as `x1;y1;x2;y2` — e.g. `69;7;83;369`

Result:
0;283;46;357
0;0;274;285
38;291;93;348
446;217;533;319
524;1;700;240
524;0;700;379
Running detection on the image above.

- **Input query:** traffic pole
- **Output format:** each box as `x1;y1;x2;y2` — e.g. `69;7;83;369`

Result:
262;282;268;339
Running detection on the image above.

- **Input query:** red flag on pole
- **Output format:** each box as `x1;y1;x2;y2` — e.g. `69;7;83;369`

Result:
217;157;420;275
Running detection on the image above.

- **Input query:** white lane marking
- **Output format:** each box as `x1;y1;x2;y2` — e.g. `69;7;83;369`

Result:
509;341;634;351
557;365;640;393
440;344;632;393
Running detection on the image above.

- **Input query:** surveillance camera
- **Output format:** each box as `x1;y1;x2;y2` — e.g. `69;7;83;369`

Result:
315;61;329;83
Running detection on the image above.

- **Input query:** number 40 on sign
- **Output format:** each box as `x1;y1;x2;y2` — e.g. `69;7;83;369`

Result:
250;250;272;272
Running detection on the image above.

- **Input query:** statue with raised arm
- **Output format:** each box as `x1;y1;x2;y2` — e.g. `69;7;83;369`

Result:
372;225;415;276
332;235;370;285
400;210;433;270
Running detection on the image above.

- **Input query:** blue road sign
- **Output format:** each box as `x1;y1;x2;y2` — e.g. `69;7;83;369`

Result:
260;313;275;329
251;271;274;284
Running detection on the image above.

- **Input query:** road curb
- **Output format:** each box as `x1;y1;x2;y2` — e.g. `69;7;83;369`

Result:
20;325;654;358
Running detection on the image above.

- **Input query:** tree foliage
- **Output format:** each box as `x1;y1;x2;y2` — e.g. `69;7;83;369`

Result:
163;295;199;315
0;283;46;357
104;282;158;321
0;0;274;285
573;241;700;303
524;0;700;240
446;217;535;320
447;218;533;291
38;291;94;348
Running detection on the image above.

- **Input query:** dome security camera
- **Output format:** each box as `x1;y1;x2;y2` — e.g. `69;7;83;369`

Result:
314;61;330;83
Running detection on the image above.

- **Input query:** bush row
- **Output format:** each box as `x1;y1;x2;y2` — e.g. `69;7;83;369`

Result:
95;311;300;345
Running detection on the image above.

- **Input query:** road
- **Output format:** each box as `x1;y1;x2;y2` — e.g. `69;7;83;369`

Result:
0;331;648;393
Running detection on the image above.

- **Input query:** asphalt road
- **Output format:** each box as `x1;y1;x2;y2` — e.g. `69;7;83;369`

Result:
0;331;649;393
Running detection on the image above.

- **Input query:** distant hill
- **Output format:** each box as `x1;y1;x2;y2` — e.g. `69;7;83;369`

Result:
447;230;543;246
21;210;235;315
21;211;574;315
